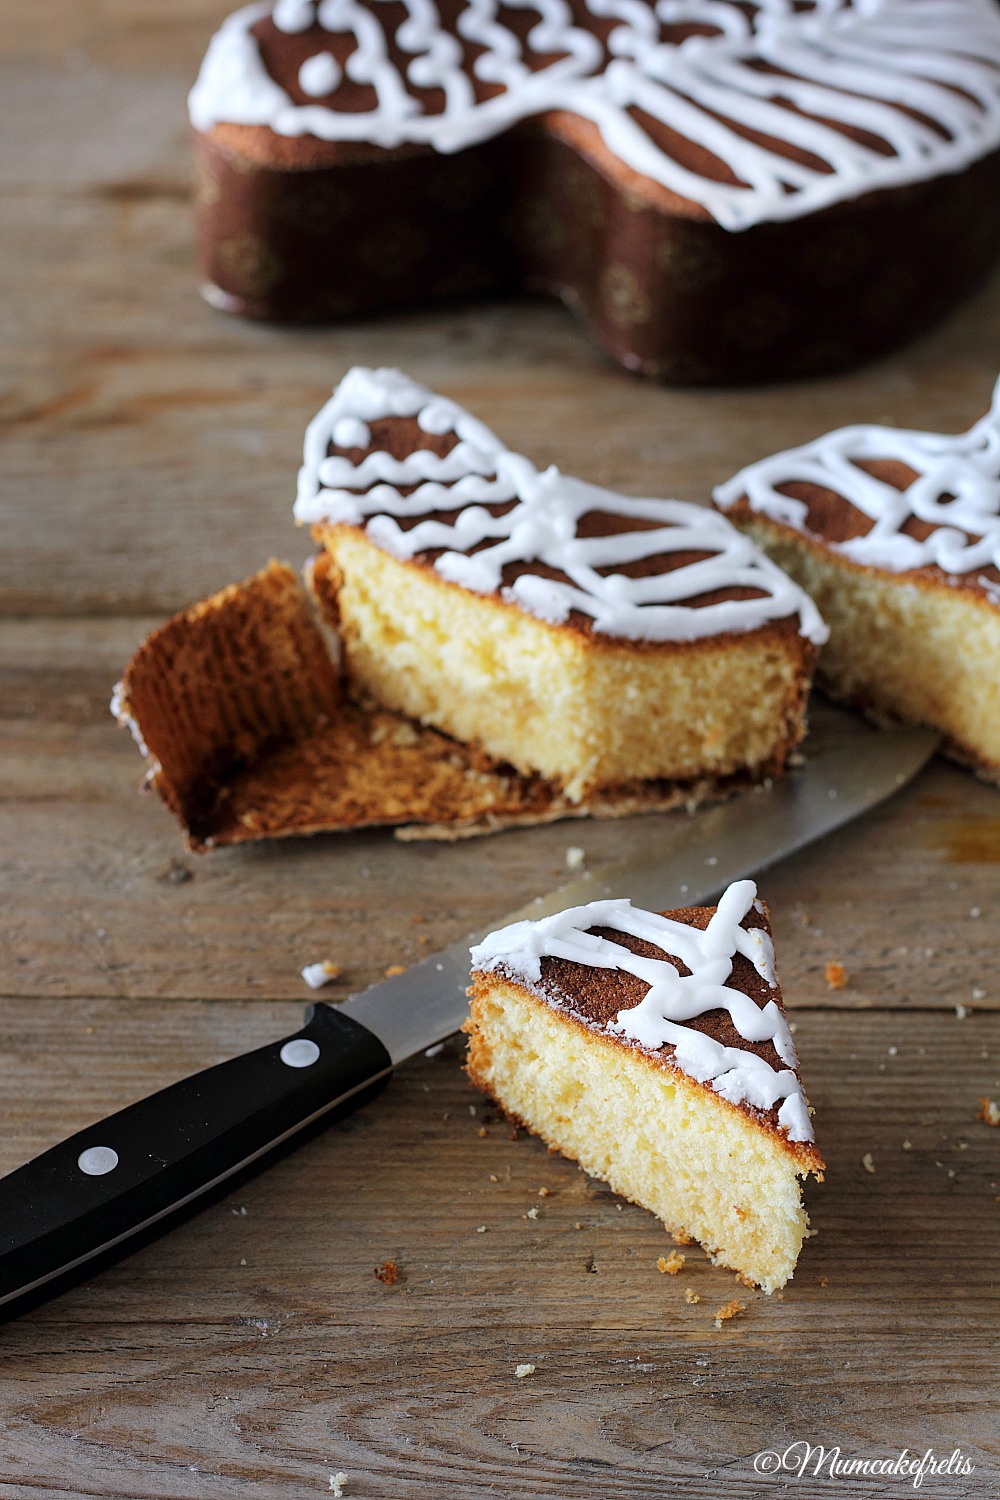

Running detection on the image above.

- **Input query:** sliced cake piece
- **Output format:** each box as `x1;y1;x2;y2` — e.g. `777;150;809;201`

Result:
115;560;759;848
296;367;827;802
715;382;1000;782
465;879;823;1293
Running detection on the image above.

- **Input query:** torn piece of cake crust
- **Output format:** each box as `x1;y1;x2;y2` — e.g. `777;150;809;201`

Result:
113;560;763;849
465;880;824;1293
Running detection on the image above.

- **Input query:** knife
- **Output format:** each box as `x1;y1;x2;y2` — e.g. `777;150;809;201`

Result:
0;704;937;1321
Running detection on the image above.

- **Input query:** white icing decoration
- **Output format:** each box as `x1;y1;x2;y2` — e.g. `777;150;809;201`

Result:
715;375;1000;579
274;0;316;30
332;416;371;448
110;681;150;760
299;50;343;94
189;0;1000;232
293;366;828;644
470;879;814;1143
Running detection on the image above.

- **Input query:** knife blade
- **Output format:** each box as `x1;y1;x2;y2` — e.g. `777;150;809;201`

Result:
0;703;937;1320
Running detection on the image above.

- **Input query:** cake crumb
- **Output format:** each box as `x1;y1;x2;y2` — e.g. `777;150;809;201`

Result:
671;1228;694;1246
862;1152;876;1174
384;964;406;978
525;1206;539;1220
489;1174;499;1183
538;1186;551;1197
478;1127;488;1138
824;961;848;990
734;1272;756;1289
514;1363;536;1379
374;1260;399;1285
956;1003;970;1020
476;1225;487;1234
574;1222;583;1231
978;1098;1000;1126
820;1277;829;1289
657;1251;685;1275
902;1140;912;1150
713;1299;744;1329
565;846;586;870
329;1473;348;1497
301;960;342;989
684;1288;701;1305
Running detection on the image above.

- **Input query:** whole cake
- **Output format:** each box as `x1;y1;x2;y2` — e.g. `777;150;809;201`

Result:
298;366;827;801
715;379;1000;782
189;0;1000;382
465;878;824;1292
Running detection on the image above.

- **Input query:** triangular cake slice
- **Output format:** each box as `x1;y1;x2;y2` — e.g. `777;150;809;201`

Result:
715;381;1000;782
465;879;823;1293
296;367;826;803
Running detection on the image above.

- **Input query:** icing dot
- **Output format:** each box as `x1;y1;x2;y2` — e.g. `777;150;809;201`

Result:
418;400;459;435
332;417;371;449
298;50;342;97
273;0;315;34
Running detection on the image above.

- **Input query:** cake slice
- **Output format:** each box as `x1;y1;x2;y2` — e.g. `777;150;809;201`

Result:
296;367;827;802
115;560;763;848
465;879;823;1293
715;382;1000;782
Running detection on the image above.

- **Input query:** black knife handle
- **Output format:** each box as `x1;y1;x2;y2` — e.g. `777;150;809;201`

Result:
0;1002;392;1322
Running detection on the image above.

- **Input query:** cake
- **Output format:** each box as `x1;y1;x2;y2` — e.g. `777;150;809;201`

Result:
188;0;1000;383
112;370;825;844
297;366;827;803
715;379;1000;783
465;878;824;1291
113;559;800;846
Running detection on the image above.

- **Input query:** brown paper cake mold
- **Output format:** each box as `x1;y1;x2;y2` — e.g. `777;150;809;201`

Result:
188;0;1000;384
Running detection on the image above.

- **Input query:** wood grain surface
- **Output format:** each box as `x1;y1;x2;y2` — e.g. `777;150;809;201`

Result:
2;2;999;1495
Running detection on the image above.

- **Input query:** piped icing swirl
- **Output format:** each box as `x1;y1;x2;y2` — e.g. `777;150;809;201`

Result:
470;878;813;1143
294;366;827;644
715;376;1000;580
189;0;1000;232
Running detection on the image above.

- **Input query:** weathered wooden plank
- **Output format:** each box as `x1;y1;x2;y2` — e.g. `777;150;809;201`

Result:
3;617;998;1006
0;1002;997;1498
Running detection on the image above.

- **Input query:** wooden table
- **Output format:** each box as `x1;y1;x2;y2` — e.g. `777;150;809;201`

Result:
3;5;999;1495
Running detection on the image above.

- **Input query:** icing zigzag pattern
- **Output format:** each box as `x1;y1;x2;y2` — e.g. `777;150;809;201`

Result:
715;376;1000;577
294;366;829;642
191;0;1000;229
470;879;814;1141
